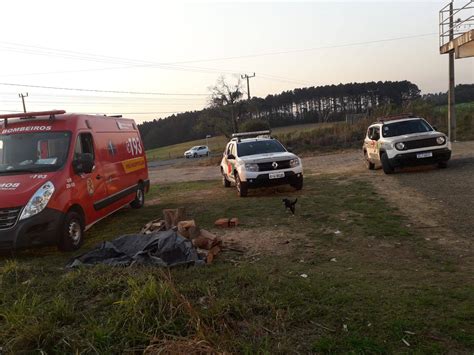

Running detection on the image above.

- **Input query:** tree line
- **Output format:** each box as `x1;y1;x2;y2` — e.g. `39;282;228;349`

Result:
138;80;424;151
422;84;474;106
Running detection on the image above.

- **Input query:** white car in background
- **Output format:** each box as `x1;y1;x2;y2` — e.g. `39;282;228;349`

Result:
184;145;210;158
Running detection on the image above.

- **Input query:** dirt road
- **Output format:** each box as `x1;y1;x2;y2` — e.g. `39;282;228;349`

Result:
149;141;474;256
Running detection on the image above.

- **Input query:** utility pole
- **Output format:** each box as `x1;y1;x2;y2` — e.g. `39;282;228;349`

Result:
19;93;28;113
448;1;456;142
241;73;255;100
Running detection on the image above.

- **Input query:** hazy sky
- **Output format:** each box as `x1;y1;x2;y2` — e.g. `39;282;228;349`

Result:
0;0;472;123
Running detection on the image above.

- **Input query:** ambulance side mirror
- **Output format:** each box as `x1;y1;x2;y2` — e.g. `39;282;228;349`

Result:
73;153;94;175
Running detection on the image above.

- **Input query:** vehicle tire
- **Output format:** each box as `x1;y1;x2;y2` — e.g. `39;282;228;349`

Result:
131;184;145;209
381;153;394;174
222;171;231;187
438;161;448;169
193;153;197;158
291;176;303;190
235;173;248;197
58;211;84;252
364;151;375;170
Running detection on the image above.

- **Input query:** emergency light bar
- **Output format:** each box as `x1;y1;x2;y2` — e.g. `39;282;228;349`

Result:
0;110;66;127
231;130;272;138
377;113;415;123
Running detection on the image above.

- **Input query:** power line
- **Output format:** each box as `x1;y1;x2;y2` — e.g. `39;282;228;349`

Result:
0;91;206;101
0;108;185;115
0;33;437;84
0;83;208;96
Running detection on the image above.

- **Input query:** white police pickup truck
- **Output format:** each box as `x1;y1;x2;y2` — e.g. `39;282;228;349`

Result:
220;131;303;197
363;114;451;174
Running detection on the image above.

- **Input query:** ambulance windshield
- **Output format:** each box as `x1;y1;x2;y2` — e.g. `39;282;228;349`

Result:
0;131;71;174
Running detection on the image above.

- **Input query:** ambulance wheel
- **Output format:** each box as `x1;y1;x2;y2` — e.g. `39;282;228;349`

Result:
381;153;394;174
58;211;84;252
131;185;145;209
364;151;375;170
235;174;248;197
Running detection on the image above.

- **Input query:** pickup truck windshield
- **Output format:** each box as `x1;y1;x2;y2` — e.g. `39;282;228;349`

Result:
237;140;286;157
0;131;71;174
382;119;433;137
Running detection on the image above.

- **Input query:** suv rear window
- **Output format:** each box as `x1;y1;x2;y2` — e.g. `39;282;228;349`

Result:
382;119;433;137
237;140;286;157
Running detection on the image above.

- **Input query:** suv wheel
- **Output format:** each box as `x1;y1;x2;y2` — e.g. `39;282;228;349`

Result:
291;176;303;190
438;161;448;169
235;173;248;197
222;171;231;187
381;153;394;174
364;151;375;170
58;211;84;252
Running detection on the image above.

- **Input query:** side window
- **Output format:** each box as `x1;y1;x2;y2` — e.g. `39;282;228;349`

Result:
74;133;95;161
226;143;232;156
367;128;373;139
373;127;380;141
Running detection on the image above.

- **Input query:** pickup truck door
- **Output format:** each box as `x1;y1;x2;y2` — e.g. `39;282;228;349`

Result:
224;143;236;182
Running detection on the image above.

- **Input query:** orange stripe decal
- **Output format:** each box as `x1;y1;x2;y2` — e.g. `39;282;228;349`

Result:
122;157;146;173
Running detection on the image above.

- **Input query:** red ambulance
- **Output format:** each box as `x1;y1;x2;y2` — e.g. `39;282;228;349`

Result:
0;110;149;251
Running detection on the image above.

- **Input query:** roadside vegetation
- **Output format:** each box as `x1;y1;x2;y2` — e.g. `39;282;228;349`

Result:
1;176;473;353
148;100;474;161
146;122;330;161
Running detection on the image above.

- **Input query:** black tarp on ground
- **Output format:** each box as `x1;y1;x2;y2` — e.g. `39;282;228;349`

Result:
67;230;204;268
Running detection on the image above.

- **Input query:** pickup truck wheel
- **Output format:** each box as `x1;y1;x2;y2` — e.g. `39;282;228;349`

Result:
291;176;303;190
438;161;448;169
58;211;84;252
131;185;145;209
381;153;394;174
235;174;248;197
364;151;375;170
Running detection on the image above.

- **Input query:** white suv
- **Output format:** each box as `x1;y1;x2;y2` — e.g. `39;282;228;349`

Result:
220;131;303;197
184;145;210;158
363;115;451;174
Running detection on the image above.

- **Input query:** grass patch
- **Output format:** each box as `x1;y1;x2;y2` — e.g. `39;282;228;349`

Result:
0;176;472;353
145;122;332;161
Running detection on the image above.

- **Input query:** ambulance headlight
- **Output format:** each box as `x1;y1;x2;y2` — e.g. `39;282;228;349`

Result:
20;181;55;220
290;158;300;167
245;163;259;172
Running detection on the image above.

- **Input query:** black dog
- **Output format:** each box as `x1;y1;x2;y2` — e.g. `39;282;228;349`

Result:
282;198;298;215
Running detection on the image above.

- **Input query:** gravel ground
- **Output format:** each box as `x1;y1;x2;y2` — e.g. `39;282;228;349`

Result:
389;142;474;238
148;141;474;245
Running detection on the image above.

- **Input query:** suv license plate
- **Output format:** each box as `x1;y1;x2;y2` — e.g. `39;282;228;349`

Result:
417;152;433;159
269;172;285;179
